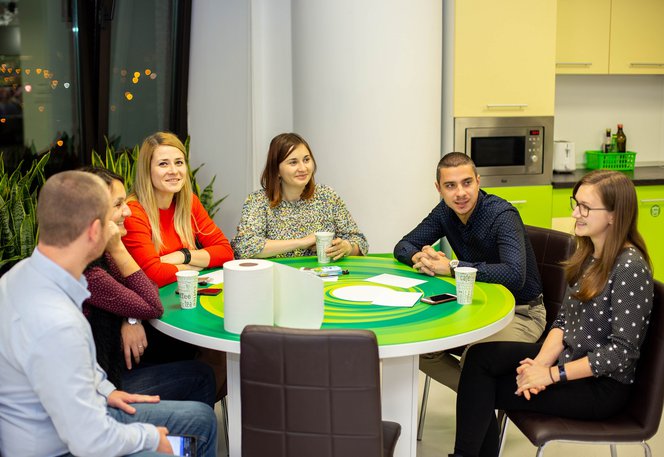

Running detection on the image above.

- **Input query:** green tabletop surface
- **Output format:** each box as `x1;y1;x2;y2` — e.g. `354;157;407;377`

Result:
158;256;514;347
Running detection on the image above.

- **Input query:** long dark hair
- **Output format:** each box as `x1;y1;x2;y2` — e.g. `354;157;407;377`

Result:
564;170;651;301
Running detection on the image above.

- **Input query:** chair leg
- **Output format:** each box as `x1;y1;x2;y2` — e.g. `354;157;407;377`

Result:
641;441;652;457
221;397;229;456
610;444;618;457
497;414;509;457
417;375;431;441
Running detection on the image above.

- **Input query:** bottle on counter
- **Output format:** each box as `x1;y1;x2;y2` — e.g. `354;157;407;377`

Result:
603;128;612;153
616;124;627;152
610;134;618;153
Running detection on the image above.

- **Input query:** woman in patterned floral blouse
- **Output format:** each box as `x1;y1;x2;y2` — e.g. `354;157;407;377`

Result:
232;132;368;259
450;170;654;457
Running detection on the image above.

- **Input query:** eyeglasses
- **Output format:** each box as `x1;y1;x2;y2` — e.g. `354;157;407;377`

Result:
570;196;608;217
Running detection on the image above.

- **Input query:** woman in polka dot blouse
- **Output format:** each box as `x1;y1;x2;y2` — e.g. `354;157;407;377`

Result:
231;133;368;259
450;170;654;457
82;167;216;408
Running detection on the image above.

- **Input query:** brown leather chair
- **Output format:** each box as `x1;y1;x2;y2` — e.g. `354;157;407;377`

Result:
498;279;664;457
417;226;575;440
240;325;401;457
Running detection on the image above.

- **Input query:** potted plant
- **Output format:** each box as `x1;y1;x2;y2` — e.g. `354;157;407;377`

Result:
0;152;50;273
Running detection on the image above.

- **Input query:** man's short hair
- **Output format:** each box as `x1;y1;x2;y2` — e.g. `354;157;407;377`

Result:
436;152;478;182
37;171;110;247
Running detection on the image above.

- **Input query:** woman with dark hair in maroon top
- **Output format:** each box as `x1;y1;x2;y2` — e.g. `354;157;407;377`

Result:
81;167;216;407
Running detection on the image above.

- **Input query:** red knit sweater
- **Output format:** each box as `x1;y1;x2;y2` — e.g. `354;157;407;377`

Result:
122;195;234;287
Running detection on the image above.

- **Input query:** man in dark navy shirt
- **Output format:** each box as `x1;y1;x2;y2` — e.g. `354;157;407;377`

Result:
394;152;545;392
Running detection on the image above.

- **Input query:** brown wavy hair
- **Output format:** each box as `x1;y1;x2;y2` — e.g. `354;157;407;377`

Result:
564;170;651;301
260;133;317;207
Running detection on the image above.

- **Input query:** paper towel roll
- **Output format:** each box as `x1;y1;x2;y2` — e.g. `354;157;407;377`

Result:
223;259;274;334
273;263;324;329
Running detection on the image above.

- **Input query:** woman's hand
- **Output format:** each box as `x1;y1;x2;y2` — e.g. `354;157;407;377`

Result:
515;358;553;400
121;320;148;370
326;238;353;261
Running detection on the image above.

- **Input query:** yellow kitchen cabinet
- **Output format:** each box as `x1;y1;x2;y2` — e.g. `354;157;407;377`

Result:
454;0;557;117
637;186;664;281
556;0;611;74
610;0;664;74
484;185;553;228
556;0;664;75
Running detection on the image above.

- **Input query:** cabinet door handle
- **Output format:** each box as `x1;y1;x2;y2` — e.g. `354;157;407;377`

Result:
486;104;528;109
640;198;664;203
508;200;527;205
556;62;593;67
630;63;664;68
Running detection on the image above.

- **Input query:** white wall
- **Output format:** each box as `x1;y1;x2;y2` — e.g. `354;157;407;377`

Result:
555;75;664;166
188;0;253;237
290;0;443;253
189;0;443;253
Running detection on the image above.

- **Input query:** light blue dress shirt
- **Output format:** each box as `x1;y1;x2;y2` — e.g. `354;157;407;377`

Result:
0;248;159;457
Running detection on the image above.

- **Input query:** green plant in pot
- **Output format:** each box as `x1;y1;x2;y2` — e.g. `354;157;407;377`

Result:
92;137;226;218
0;152;50;272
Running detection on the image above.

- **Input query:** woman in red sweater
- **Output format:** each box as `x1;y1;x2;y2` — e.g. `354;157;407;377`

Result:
123;132;234;287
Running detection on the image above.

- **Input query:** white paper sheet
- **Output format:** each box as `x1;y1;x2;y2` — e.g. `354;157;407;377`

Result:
201;270;224;285
365;273;427;289
332;285;392;302
371;290;422;307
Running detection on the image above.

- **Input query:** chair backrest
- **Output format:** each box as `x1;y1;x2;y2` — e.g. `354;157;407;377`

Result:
240;325;384;457
627;280;664;438
525;225;575;330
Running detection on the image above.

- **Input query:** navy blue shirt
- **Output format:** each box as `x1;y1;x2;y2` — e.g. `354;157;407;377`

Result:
394;190;542;305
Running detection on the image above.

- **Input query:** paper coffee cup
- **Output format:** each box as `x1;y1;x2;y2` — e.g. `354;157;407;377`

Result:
176;270;199;309
315;231;335;264
454;267;477;305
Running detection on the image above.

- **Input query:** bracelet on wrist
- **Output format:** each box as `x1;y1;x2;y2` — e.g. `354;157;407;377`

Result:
557;364;568;383
180;248;192;265
548;367;555;384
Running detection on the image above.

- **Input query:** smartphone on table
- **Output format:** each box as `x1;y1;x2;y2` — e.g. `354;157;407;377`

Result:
167;435;196;456
176;288;222;296
421;293;457;305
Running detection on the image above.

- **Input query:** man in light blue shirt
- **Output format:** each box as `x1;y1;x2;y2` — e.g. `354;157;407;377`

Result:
0;171;217;457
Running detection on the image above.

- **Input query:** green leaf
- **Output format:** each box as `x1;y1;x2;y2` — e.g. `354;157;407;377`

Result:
19;214;35;258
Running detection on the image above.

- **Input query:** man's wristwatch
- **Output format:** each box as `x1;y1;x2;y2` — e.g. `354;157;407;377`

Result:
449;259;460;277
127;318;139;325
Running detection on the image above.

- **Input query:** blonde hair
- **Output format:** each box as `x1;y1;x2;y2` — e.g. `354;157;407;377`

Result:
564;170;651;301
130;132;196;252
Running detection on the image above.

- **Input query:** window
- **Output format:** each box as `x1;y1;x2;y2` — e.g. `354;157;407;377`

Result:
0;0;191;175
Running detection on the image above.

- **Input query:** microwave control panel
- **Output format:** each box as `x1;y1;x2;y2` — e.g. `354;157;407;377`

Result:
527;129;543;163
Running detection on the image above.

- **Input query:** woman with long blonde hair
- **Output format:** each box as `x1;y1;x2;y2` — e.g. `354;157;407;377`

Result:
123;132;234;287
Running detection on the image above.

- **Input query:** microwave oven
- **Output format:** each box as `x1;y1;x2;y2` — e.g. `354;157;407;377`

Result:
454;116;554;187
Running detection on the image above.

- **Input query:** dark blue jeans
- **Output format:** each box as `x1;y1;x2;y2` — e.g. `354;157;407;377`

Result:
122;360;217;408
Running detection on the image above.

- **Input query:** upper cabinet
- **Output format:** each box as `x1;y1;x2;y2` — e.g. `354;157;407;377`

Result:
556;0;610;74
556;0;664;75
453;0;557;117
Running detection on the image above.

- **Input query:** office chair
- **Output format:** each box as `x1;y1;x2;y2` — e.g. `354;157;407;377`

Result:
240;325;401;457
498;279;664;457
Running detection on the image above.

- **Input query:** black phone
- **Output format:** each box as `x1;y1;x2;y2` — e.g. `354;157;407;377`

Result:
198;288;222;296
167;435;196;456
175;288;222;296
421;293;457;305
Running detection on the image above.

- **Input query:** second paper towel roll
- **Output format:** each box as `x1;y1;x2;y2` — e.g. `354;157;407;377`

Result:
223;259;274;334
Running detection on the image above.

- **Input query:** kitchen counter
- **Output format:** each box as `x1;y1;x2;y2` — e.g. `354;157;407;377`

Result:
552;166;664;188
